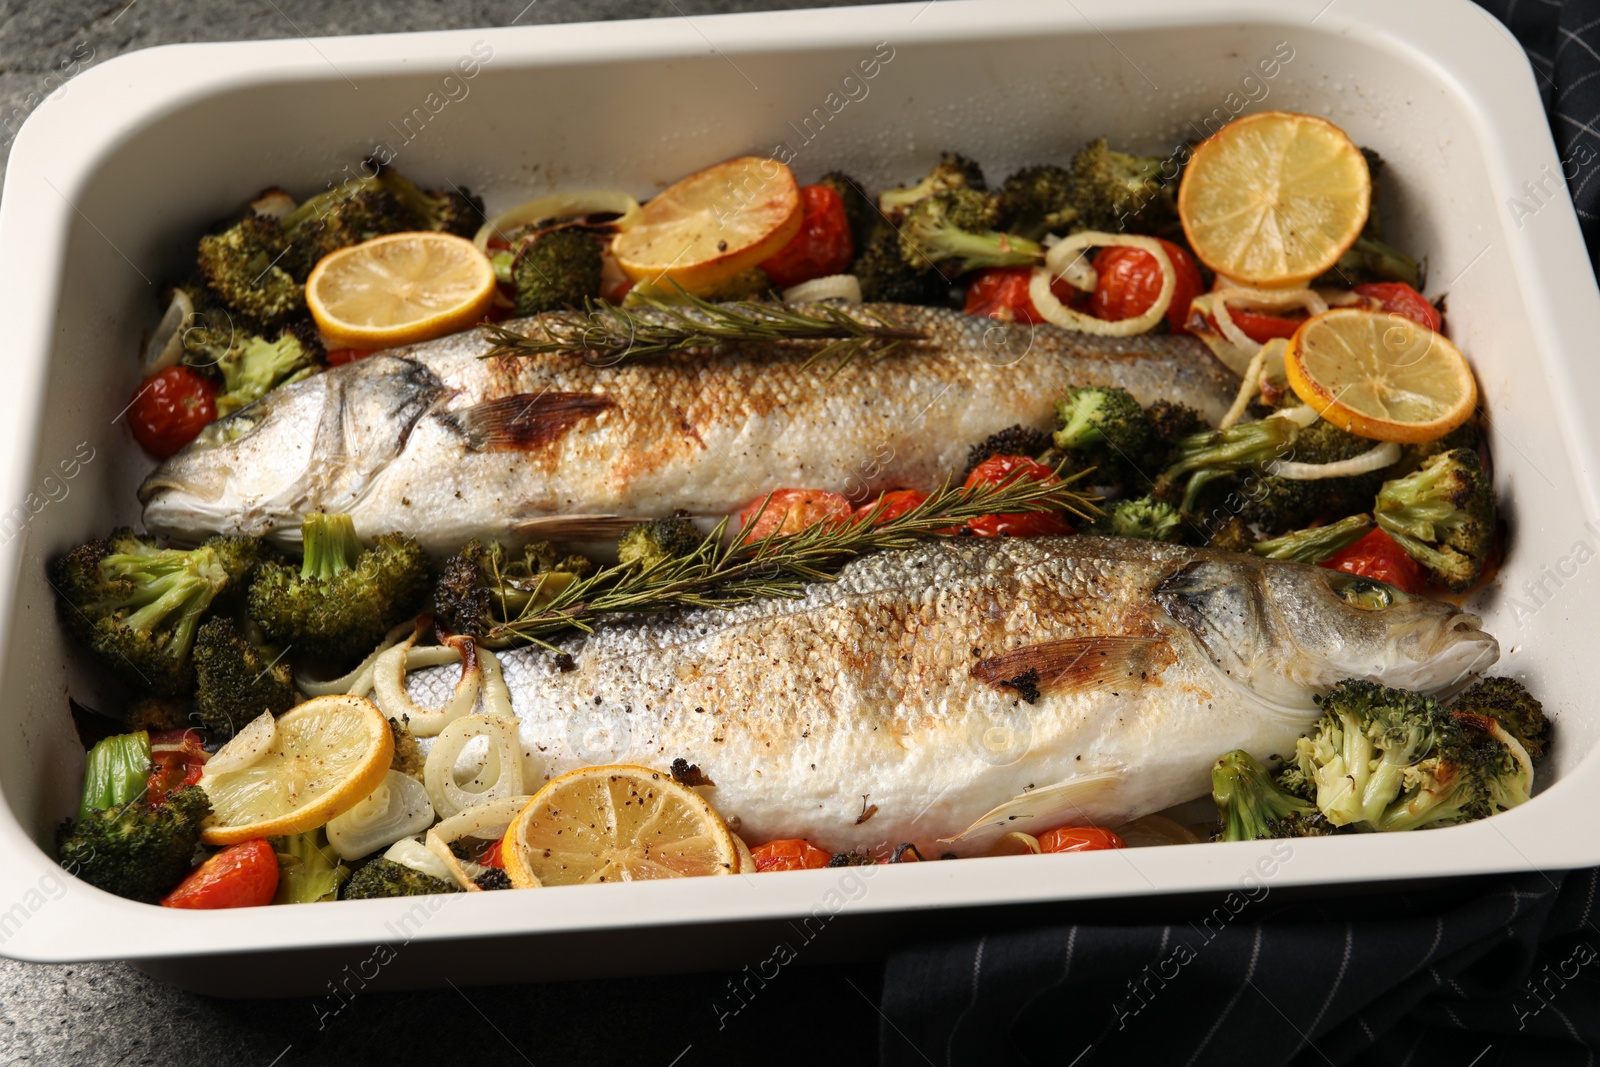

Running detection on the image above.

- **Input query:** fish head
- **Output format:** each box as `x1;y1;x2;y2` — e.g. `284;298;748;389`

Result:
138;356;444;545
1156;557;1498;706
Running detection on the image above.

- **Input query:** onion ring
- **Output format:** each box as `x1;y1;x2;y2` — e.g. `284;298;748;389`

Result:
473;190;642;252
372;633;482;738
1028;231;1176;337
423;714;526;820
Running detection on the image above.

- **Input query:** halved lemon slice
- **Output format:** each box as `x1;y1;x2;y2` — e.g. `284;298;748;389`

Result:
611;157;802;294
1179;111;1370;287
306;231;496;348
198;695;393;845
501;765;739;887
1285;308;1477;443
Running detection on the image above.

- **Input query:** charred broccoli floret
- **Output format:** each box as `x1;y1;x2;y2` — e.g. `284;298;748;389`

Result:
389;717;425;780
878;152;986;220
342;856;459;900
1452;676;1548;764
56;785;210;903
374;169;482;238
197;214;302;325
1373;449;1495;592
247;513;428;664
1095;496;1183;543
1250;514;1372;564
192;617;296;742
53;530;263;696
512;229;603;315
963;425;1053;479
1212;750;1335;841
1142;399;1205;447
213;334;318;417
898;189;1042;274
1052;386;1154;483
273;829;348;904
855;221;950;305
816;171;876;250
997;165;1079;242
432;540;594;649
1069;138;1177;233
618;519;703;571
1205;516;1257;554
1277;679;1531;832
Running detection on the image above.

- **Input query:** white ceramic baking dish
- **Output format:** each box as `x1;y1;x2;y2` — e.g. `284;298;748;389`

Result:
0;0;1594;996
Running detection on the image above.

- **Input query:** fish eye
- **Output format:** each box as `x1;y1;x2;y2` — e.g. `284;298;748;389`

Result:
1324;572;1396;611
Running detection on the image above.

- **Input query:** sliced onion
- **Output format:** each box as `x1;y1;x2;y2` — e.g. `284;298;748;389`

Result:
1268;440;1401;480
384;836;457;883
372;634;481;738
781;274;862;304
1115;814;1202;847
424;714;526;820
140;288;195;377
250;188;297;220
295;618;416;698
473;190;642;252
981;832;1041;857
201;711;275;776
1219;345;1270;431
426;795;533;891
325;770;436;862
478;647;514;720
1029;231;1175;336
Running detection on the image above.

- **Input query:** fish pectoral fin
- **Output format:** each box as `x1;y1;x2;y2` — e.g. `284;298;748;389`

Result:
942;769;1128;843
446;391;614;452
970;636;1172;701
512;515;642;540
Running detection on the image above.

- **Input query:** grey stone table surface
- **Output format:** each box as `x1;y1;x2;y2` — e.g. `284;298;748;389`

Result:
0;2;898;1064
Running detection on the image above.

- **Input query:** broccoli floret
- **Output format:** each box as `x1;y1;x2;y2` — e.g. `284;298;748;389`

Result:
1053;386;1154;483
1452;677;1548;764
53;531;261;696
997;165;1079;242
273;829;348;904
197;214;303;325
389;717;425;780
815;171;876;250
618;519;703;571
341;856;459;900
1069;138;1177;234
963;425;1053;479
279;185;417;279
56;785;210;903
124;697;191;733
76;730;152;823
855;222;950;305
1373;449;1495;592
512;229;603;315
878;152;986;220
1212;750;1335;841
372;169;482;238
826;849;874;867
1250;514;1373;564
213;333;318;417
1321;235;1421;289
247;513;429;664
1279;680;1531;832
1095;496;1183;543
432;540;594;649
1142;399;1206;447
1205;516;1257;554
897;189;1043;274
192;617;296;742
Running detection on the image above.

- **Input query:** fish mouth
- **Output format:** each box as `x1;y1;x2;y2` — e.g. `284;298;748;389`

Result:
1413;611;1500;697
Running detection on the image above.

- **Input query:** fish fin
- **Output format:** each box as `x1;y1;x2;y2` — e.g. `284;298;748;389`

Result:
970;636;1171;701
942;769;1128;842
512;515;641;540
447;391;614;452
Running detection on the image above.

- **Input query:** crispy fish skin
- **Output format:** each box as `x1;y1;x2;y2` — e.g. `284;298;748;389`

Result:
404;537;1498;854
139;306;1239;554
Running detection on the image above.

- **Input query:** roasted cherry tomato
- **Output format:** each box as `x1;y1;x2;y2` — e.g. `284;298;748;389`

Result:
854;489;931;525
478;839;505;870
963;455;1075;538
1353;282;1442;333
1037;826;1126;853
1205;306;1305;344
160;839;280;910
759;185;854;289
739;488;854;542
147;728;207;802
964;267;1043;324
128;365;217;458
1320;528;1426;595
1089;239;1203;333
750;839;833;872
325;348;368;366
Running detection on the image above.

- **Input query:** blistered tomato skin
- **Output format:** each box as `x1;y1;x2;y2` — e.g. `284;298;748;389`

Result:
759;185;854;290
1321;528;1426;595
1037;826;1125;853
750;839;833;872
738;488;853;542
1353;282;1442;333
128;366;217;458
159;839;280;910
854;489;932;525
1089;240;1204;333
963;456;1075;538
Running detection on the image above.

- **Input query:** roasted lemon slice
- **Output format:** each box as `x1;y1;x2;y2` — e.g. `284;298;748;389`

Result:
1179;111;1370;287
611;157;802;294
1285;308;1477;443
501;765;739;887
198;695;393;845
306;231;496;348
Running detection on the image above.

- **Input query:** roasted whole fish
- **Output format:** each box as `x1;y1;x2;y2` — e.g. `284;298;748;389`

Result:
139;306;1240;554
404;536;1498;853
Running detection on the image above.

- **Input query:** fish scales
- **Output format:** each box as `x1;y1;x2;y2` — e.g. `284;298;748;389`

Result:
404;537;1497;853
140;305;1240;553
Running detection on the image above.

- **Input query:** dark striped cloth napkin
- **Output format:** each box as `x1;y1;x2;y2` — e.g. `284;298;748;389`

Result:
876;4;1600;1064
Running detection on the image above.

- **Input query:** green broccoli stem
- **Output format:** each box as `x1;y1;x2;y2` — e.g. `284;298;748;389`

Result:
281;176;380;232
917;227;1042;272
102;547;228;657
300;513;363;582
78;731;152;823
1251;514;1373;564
272;829;348;904
1162;418;1301;513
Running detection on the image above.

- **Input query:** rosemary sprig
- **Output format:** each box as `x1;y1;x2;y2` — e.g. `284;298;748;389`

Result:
481;285;926;370
486;469;1101;649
